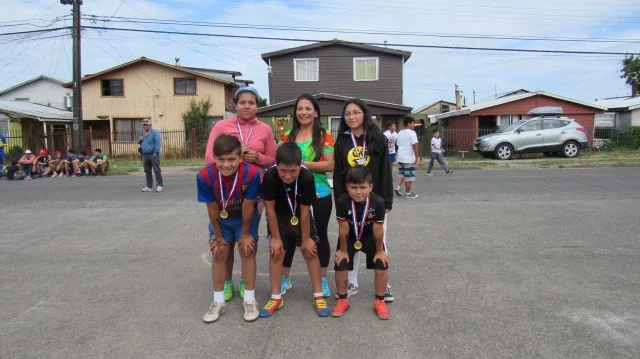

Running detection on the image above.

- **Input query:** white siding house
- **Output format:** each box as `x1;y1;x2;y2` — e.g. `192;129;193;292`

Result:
0;75;70;110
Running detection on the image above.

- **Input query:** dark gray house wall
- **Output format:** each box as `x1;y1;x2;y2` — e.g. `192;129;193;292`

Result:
267;44;404;104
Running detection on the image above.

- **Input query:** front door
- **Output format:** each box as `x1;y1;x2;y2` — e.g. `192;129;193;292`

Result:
328;116;341;140
513;119;544;151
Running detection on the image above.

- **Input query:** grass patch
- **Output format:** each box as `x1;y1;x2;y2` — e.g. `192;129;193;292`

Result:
107;158;206;175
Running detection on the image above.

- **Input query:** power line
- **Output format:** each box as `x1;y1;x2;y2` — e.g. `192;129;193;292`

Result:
0;27;71;37
81;15;640;44
79;25;640;56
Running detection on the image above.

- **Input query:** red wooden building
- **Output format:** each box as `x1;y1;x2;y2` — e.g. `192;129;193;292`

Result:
429;91;607;151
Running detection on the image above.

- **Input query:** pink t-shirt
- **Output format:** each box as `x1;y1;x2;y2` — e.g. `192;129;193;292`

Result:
204;116;277;168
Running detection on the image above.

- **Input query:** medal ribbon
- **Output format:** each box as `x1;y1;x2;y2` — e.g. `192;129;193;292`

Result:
350;130;367;161
284;179;298;218
236;120;255;144
218;169;239;212
351;196;370;242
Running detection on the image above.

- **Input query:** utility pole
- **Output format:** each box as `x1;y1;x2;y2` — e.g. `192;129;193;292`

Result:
61;0;83;150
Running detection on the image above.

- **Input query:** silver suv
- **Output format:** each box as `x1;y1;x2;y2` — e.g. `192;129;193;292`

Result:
473;107;589;160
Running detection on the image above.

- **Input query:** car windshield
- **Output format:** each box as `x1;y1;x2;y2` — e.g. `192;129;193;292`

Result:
497;121;526;133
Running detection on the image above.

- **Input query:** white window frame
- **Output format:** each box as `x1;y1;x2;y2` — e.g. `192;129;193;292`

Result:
293;58;319;82
353;57;379;81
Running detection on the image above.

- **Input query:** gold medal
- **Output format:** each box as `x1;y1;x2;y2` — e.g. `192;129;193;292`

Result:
354;240;363;250
219;209;229;219
290;215;299;226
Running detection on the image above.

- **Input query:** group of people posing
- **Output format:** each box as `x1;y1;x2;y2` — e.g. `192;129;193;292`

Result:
1;147;108;180
197;87;396;323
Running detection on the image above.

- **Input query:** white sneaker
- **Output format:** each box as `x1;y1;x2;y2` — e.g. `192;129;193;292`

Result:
202;301;225;323
141;187;154;192
58;172;64;178
425;172;433;176
243;299;259;322
155;186;164;192
334;282;359;299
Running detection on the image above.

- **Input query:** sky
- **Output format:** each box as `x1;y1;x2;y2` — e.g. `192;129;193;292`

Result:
1;0;639;110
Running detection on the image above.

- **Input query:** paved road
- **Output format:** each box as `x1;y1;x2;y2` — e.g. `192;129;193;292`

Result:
1;168;639;358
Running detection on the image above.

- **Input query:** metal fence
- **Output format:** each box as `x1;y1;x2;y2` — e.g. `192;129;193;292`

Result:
3;126;638;160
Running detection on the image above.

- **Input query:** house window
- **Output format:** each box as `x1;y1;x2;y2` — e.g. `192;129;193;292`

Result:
174;78;197;95
113;118;143;142
353;57;379;81
0;119;9;136
101;79;124;96
294;58;319;82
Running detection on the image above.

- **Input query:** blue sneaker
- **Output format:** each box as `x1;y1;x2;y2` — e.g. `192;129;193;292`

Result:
281;275;292;295
321;276;330;297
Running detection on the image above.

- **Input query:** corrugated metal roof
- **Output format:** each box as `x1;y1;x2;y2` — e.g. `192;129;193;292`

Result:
595;96;640;110
0;75;68;96
257;92;411;113
429;91;607;122
0;99;72;121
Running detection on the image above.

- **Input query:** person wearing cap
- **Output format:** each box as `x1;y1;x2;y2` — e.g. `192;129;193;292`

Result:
204;86;276;302
0;133;6;177
34;149;53;178
138;118;163;192
18;149;37;179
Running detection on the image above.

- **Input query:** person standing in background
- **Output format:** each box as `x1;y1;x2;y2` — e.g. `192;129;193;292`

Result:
383;120;398;166
394;117;420;199
139;118;164;192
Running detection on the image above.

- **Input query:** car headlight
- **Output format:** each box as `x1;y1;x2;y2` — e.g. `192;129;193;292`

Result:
482;136;494;142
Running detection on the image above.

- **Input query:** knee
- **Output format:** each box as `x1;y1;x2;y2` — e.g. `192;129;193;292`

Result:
238;243;255;258
301;248;317;260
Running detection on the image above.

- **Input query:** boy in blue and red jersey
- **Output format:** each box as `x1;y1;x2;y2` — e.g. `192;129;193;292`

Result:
196;134;262;323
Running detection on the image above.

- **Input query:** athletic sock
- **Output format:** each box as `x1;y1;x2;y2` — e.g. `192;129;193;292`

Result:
375;295;385;301
271;293;282;300
213;291;225;303
243;289;255;302
338;293;348;299
313;292;323;298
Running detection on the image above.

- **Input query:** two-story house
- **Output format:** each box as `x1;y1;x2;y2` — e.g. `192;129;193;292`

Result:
66;57;248;155
257;40;412;138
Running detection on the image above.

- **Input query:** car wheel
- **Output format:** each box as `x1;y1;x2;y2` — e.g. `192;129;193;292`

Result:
562;141;580;158
494;143;513;160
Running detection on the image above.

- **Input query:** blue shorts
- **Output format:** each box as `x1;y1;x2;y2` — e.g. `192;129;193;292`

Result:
389;153;396;163
208;211;261;244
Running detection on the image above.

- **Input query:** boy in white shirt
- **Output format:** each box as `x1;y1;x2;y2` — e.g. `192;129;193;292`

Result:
426;129;453;176
383;121;398;165
394;117;420;199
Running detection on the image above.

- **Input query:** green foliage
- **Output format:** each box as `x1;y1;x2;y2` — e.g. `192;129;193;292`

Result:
182;98;213;130
8;145;23;160
620;55;640;88
594;127;640;149
257;96;268;107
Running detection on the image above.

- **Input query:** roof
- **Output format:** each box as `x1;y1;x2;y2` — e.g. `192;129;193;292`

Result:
261;39;412;64
63;57;237;87
595;96;640;111
429;91;608;122
0;75;68;96
257;92;412;114
0;99;72;122
413;100;457;114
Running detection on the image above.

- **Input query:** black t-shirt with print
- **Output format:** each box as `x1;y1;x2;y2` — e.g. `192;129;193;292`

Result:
335;192;386;248
262;166;316;238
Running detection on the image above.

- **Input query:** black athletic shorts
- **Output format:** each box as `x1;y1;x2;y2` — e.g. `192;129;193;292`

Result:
334;238;388;271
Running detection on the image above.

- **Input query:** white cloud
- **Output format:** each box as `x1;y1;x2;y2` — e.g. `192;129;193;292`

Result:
1;0;638;109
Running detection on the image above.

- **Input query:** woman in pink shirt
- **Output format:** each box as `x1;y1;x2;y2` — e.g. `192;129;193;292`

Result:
204;86;276;301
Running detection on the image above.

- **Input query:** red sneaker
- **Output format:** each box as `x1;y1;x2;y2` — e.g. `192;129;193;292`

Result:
373;299;390;320
331;298;350;317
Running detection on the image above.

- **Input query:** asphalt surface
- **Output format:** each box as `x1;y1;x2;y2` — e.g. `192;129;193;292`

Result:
1;167;640;358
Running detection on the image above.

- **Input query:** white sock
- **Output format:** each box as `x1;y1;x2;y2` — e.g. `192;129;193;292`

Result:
271;293;282;300
243;289;255;302
313;292;323;298
213;291;225;303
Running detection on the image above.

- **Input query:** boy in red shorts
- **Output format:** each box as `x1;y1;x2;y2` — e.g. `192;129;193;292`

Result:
332;165;390;320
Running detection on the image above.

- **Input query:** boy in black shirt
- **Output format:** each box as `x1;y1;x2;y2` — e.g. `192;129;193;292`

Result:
260;142;331;318
332;165;390;320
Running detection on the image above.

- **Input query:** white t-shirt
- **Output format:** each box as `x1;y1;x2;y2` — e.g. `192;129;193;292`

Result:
431;137;442;154
396;128;418;164
383;130;398;155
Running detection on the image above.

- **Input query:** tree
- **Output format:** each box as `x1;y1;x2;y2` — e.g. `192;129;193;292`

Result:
182;98;213;129
257;96;268;107
620;55;640;97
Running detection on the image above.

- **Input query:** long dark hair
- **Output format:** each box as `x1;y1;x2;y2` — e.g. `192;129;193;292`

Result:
338;98;386;153
288;94;325;161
